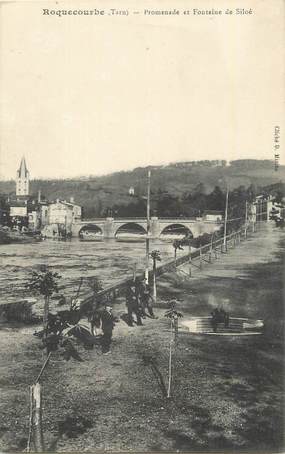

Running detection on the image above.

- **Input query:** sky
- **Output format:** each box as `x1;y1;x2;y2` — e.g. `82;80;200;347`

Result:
0;0;284;179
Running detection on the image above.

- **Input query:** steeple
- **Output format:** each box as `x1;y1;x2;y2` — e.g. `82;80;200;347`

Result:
17;156;28;178
16;156;30;197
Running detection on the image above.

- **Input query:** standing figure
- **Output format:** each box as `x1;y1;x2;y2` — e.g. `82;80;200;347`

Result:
140;278;155;318
89;310;102;336
224;311;230;328
126;283;143;326
211;308;219;333
100;305;116;355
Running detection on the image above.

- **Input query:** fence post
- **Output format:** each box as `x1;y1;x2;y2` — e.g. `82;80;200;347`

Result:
214;241;218;259
199;246;203;269
188;246;192;277
133;262;137;282
209;237;213;263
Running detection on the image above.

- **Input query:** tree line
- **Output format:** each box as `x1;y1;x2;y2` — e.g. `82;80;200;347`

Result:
104;184;258;221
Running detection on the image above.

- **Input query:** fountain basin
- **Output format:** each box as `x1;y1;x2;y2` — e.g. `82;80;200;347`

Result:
181;317;264;335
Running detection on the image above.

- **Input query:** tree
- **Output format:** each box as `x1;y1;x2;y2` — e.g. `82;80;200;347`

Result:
150;250;161;304
156;192;182;217
164;300;183;342
207;186;224;211
28;266;61;344
27;272;99;452
164;300;183;398
172;239;184;266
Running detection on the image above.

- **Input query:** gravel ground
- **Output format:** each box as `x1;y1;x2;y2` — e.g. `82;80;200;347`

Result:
0;222;284;453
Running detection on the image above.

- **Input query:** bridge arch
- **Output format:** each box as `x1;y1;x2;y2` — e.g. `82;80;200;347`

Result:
115;222;147;238
159;223;193;239
78;224;103;238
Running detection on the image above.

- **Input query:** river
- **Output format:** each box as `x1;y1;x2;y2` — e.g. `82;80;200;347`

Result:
0;238;178;304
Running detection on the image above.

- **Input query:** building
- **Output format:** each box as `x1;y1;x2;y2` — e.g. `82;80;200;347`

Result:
0;208;9;226
7;158;44;231
202;210;223;222
40;203;49;227
47;199;82;232
7;158;83;234
252;194;275;222
10;200;28;218
8;199;28;230
9;157;29;229
16;156;29;198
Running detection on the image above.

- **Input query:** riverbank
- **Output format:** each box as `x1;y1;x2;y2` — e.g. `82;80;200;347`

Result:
0;228;40;245
0;222;284;452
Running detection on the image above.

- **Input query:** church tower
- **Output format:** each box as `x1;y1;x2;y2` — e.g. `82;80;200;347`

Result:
16;156;29;197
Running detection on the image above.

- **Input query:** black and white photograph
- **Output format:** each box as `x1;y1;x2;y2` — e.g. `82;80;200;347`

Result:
0;0;284;452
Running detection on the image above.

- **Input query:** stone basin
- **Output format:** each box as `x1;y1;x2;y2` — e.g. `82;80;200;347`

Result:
180;317;264;335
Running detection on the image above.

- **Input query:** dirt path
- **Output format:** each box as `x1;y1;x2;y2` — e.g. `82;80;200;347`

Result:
0;222;284;452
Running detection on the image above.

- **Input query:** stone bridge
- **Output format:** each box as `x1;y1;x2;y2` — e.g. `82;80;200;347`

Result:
71;216;222;239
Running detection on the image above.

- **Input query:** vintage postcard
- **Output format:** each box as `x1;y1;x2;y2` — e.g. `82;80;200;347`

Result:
0;0;284;452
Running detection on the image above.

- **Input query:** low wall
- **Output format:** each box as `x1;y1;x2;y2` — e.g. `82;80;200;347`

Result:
0;301;41;324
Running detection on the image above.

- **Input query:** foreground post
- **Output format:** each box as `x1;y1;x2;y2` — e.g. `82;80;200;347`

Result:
31;383;44;452
167;319;174;399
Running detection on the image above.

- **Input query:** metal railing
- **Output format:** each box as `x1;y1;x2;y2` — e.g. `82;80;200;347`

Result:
79;222;256;315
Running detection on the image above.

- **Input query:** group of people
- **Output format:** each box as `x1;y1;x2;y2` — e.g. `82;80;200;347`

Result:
126;277;156;327
210;307;230;333
88;277;156;355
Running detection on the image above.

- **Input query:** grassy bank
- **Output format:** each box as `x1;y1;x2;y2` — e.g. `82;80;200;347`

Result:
0;223;284;452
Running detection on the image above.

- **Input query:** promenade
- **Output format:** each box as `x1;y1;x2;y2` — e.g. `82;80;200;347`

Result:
0;222;284;452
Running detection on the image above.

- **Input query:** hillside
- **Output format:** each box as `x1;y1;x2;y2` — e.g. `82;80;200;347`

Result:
0;160;284;218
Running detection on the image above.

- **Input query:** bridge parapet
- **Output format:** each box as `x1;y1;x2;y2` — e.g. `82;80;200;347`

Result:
71;216;222;238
